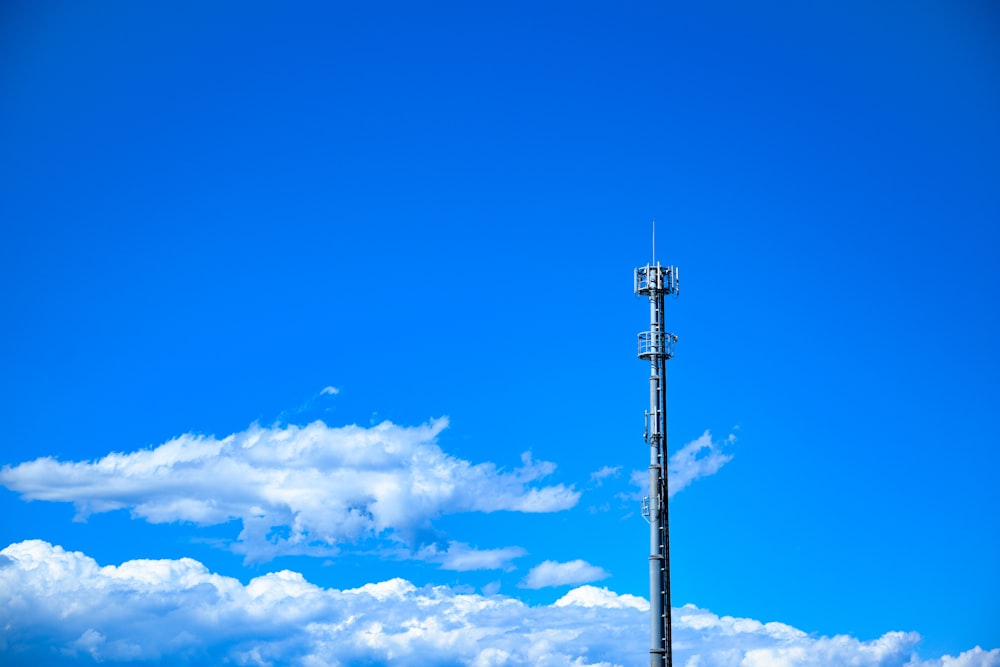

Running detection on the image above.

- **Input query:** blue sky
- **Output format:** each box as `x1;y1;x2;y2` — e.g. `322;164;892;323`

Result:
1;1;998;665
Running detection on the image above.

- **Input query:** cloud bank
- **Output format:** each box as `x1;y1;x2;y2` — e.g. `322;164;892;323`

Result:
2;540;997;667
0;419;579;561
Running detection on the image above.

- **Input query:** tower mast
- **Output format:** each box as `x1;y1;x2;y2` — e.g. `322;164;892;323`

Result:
635;233;679;667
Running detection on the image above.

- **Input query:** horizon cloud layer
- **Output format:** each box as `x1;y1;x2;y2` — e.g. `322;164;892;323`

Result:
1;539;996;667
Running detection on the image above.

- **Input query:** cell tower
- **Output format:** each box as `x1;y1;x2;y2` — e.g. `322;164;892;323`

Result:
635;225;679;667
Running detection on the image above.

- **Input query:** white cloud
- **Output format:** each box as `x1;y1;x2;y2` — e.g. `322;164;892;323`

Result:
627;430;735;500
2;540;997;667
413;541;526;572
520;559;610;589
554;585;648;611
320;386;340;396
589;465;621;485
668;430;735;496
939;649;1000;667
0;419;579;562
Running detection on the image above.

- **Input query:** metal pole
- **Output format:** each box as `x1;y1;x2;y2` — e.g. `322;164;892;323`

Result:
635;259;678;667
648;270;665;667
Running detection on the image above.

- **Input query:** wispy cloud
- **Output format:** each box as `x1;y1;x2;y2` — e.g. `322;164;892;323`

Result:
3;540;996;667
320;386;340;396
0;419;579;562
668;430;736;496
589;465;622;485
627;429;735;500
412;541;526;572
519;559;610;589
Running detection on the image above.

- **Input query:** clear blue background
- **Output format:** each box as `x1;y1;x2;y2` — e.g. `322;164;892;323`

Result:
1;0;998;660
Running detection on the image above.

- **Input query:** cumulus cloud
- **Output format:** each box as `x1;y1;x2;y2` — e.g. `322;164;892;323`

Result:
520;559;610;589
0;419;579;562
627;430;735;500
554;585;648;611
2;540;997;667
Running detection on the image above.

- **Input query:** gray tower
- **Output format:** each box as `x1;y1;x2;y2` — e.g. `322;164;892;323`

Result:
635;251;679;667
